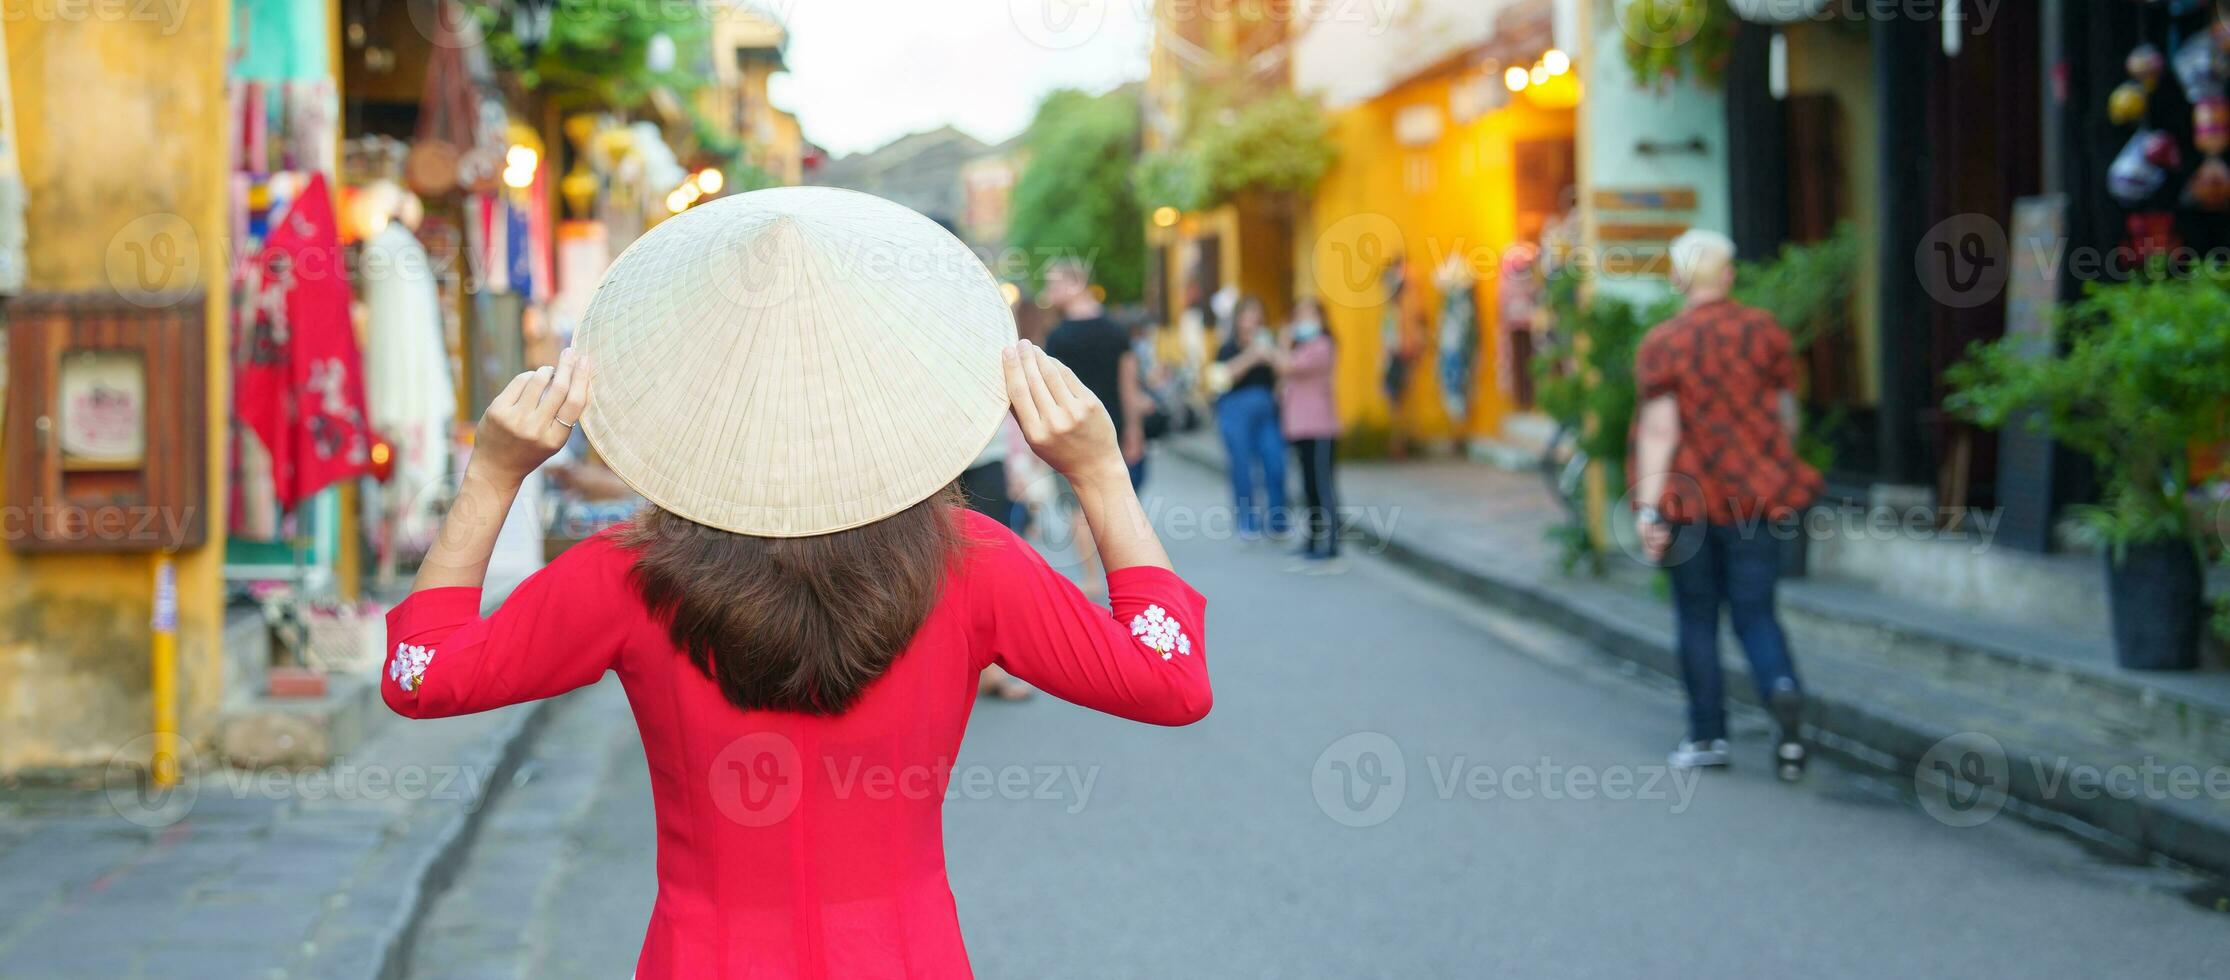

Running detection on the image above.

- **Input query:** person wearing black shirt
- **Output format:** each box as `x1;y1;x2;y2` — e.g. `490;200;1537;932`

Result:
1213;296;1289;538
1041;260;1149;595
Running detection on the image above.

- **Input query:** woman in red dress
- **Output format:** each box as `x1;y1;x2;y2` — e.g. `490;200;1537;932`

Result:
382;190;1209;979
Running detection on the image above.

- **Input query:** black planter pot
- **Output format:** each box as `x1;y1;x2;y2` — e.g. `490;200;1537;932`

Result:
2104;540;2205;671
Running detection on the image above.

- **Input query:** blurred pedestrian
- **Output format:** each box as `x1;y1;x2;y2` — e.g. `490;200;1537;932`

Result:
1042;259;1150;598
1211;296;1289;539
381;189;1211;976
1629;229;1823;780
1279;297;1340;568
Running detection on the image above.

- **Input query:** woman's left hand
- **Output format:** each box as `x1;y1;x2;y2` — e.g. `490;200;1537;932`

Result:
472;347;592;485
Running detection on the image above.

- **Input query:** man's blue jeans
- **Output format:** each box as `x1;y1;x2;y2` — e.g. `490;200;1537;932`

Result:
1214;386;1288;535
1664;521;1802;742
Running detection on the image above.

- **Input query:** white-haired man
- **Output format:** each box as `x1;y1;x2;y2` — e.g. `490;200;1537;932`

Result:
1629;230;1823;779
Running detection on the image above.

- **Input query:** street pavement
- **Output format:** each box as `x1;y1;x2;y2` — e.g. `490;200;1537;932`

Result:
408;453;2229;979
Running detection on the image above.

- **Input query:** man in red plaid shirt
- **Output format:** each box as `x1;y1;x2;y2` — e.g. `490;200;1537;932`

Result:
1629;229;1822;781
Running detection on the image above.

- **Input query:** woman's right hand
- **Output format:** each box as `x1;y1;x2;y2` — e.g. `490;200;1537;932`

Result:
1004;341;1123;483
471;347;591;486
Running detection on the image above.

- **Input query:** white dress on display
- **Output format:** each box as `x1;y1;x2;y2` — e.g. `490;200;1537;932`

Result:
361;219;457;553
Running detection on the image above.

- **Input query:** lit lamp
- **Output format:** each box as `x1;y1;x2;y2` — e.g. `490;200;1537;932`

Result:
1505;66;1530;92
503;145;540;190
1152;206;1179;228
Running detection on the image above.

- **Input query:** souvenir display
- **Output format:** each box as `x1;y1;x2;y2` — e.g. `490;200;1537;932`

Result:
2197;94;2230;153
2110;80;2150;125
2109;129;2171;204
2129;42;2166;89
2173;29;2224;101
2188;154;2230;209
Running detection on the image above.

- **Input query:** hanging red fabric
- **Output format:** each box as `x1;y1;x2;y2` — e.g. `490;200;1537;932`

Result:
236;172;374;512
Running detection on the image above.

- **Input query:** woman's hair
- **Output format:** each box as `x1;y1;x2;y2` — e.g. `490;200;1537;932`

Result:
619;486;962;715
1235;295;1265;330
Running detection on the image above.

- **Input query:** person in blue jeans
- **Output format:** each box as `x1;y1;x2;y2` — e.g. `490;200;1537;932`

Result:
1213;297;1288;539
1631;230;1822;781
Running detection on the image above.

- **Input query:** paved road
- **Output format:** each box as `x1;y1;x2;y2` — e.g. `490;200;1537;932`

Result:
411;456;2228;979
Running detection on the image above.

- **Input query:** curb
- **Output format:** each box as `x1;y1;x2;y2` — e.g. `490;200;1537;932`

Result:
367;698;554;980
1163;438;2230;878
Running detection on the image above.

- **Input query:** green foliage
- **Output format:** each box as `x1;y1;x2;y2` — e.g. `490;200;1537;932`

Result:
1733;223;1858;352
1620;0;1738;91
475;1;709;111
1006;88;1147;303
1733;224;1859;472
1530;268;1675;466
1133;89;1335;212
1947;264;2230;557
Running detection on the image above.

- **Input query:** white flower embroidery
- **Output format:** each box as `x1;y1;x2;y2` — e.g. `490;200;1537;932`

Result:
389;643;435;693
1128;605;1192;661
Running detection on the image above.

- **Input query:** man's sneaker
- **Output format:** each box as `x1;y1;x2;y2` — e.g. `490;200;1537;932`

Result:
1669;738;1730;769
1769;686;1808;782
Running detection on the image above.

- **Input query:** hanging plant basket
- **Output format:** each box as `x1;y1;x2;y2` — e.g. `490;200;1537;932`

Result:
1620;0;1740;91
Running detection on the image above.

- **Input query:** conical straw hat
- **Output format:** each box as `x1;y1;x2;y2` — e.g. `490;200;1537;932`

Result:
576;187;1017;537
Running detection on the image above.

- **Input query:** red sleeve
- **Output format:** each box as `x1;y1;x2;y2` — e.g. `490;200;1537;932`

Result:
382;532;637;719
961;512;1211;727
1635;327;1677;402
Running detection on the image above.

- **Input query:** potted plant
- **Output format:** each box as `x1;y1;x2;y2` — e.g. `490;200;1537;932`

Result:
1948;265;2230;670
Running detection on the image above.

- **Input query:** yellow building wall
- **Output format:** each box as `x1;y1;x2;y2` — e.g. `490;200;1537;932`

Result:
1304;77;1576;442
0;10;234;771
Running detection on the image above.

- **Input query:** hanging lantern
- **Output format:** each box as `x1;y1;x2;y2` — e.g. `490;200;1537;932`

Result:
2109;81;2150;125
2129;43;2166;91
2197;95;2230;155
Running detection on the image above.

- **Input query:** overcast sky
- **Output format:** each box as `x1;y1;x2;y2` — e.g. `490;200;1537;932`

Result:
767;0;1152;157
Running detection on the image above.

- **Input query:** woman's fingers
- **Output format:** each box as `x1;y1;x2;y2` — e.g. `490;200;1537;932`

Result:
545;350;591;444
1003;343;1043;435
1019;342;1067;429
517;364;555;415
496;369;535;408
1048;353;1095;407
556;352;591;424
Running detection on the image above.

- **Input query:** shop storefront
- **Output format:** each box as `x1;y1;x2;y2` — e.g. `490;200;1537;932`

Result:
1299;2;1578;455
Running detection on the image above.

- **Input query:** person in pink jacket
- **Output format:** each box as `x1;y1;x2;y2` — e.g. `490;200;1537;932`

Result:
1278;297;1342;566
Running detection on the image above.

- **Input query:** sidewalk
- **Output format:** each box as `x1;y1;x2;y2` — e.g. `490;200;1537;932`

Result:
1166;431;2230;877
0;503;554;980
